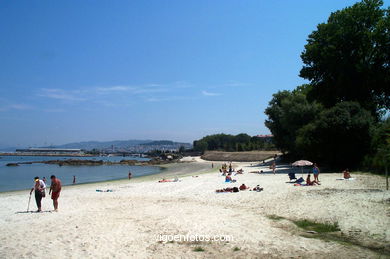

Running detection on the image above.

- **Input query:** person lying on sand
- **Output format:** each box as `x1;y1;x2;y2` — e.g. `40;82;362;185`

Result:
343;168;351;179
306;174;319;186
216;187;239;193
159;178;171;182
216;187;232;192
239;184;250;190
251;185;263;192
158;177;179;183
235;169;244;175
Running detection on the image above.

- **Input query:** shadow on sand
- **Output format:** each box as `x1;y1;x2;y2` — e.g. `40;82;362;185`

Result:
15;210;52;214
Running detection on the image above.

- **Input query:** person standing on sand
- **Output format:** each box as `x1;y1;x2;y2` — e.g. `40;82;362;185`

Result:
30;176;46;212
128;171;132;180
313;163;320;183
49;175;62;212
271;161;276;174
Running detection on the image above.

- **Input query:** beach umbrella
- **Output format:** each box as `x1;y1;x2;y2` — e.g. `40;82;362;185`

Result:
292;160;313;176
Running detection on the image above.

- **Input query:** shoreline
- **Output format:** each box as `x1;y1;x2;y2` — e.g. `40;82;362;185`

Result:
0;159;215;194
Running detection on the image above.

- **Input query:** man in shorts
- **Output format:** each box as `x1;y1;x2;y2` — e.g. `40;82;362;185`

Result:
49;175;62;212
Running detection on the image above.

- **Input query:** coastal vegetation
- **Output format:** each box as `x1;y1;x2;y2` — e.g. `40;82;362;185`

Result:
193;133;275;152
264;0;390;171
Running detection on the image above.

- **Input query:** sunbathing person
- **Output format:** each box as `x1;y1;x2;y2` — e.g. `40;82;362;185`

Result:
216;187;237;193
225;174;236;182
343;168;351;179
225;175;232;182
159;177;179;183
306;174;319;186
239;184;250;190
216;188;231;192
159;178;172;182
235;169;244;175
251;185;263;192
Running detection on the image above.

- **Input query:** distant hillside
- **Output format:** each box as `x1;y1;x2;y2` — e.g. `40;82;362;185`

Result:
48;140;152;150
140;140;189;146
45;139;192;152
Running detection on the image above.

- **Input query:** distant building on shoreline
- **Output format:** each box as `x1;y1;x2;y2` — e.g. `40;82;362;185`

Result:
16;148;82;155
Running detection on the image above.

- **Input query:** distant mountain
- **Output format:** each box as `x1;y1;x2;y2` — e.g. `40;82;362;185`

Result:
45;139;192;151
140;140;188;146
48;140;153;150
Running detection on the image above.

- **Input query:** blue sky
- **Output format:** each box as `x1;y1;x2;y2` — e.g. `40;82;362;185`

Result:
1;0;386;147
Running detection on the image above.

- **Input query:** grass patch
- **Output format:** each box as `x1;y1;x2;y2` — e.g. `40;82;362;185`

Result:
266;214;285;221
193;246;205;252
233;247;241;251
293;219;340;233
270;217;389;256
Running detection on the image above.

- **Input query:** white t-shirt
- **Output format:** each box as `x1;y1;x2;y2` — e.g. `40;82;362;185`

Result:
33;180;46;190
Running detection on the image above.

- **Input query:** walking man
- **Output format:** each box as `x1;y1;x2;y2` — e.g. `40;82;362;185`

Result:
30;176;46;212
49;175;62;212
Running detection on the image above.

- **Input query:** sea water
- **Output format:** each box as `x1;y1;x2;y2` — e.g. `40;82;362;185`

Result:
0;155;161;192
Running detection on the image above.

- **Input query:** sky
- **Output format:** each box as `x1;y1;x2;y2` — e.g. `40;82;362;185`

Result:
1;0;386;147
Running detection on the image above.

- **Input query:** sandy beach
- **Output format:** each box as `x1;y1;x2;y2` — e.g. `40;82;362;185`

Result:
0;157;389;258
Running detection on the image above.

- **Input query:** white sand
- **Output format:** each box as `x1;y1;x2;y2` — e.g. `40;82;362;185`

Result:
0;157;389;258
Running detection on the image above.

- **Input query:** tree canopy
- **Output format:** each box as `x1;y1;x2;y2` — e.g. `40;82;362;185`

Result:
300;0;390;117
264;90;322;154
193;133;275;152
264;0;389;170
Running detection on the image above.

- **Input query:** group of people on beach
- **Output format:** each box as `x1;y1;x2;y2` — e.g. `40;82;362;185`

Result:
217;163;264;192
29;175;62;212
216;184;263;193
294;163;353;186
305;163;321;186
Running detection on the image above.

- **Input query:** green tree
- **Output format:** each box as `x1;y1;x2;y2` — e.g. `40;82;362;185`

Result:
193;140;208;152
296;102;375;166
300;0;390;117
264;90;322;154
364;117;390;171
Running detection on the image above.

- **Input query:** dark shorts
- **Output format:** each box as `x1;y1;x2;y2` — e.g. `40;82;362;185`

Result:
51;191;60;200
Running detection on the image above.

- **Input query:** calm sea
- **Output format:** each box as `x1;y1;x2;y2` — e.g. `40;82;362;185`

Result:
0;155;161;192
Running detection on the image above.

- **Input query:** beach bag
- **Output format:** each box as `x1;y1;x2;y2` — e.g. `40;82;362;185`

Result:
41;190;46;198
